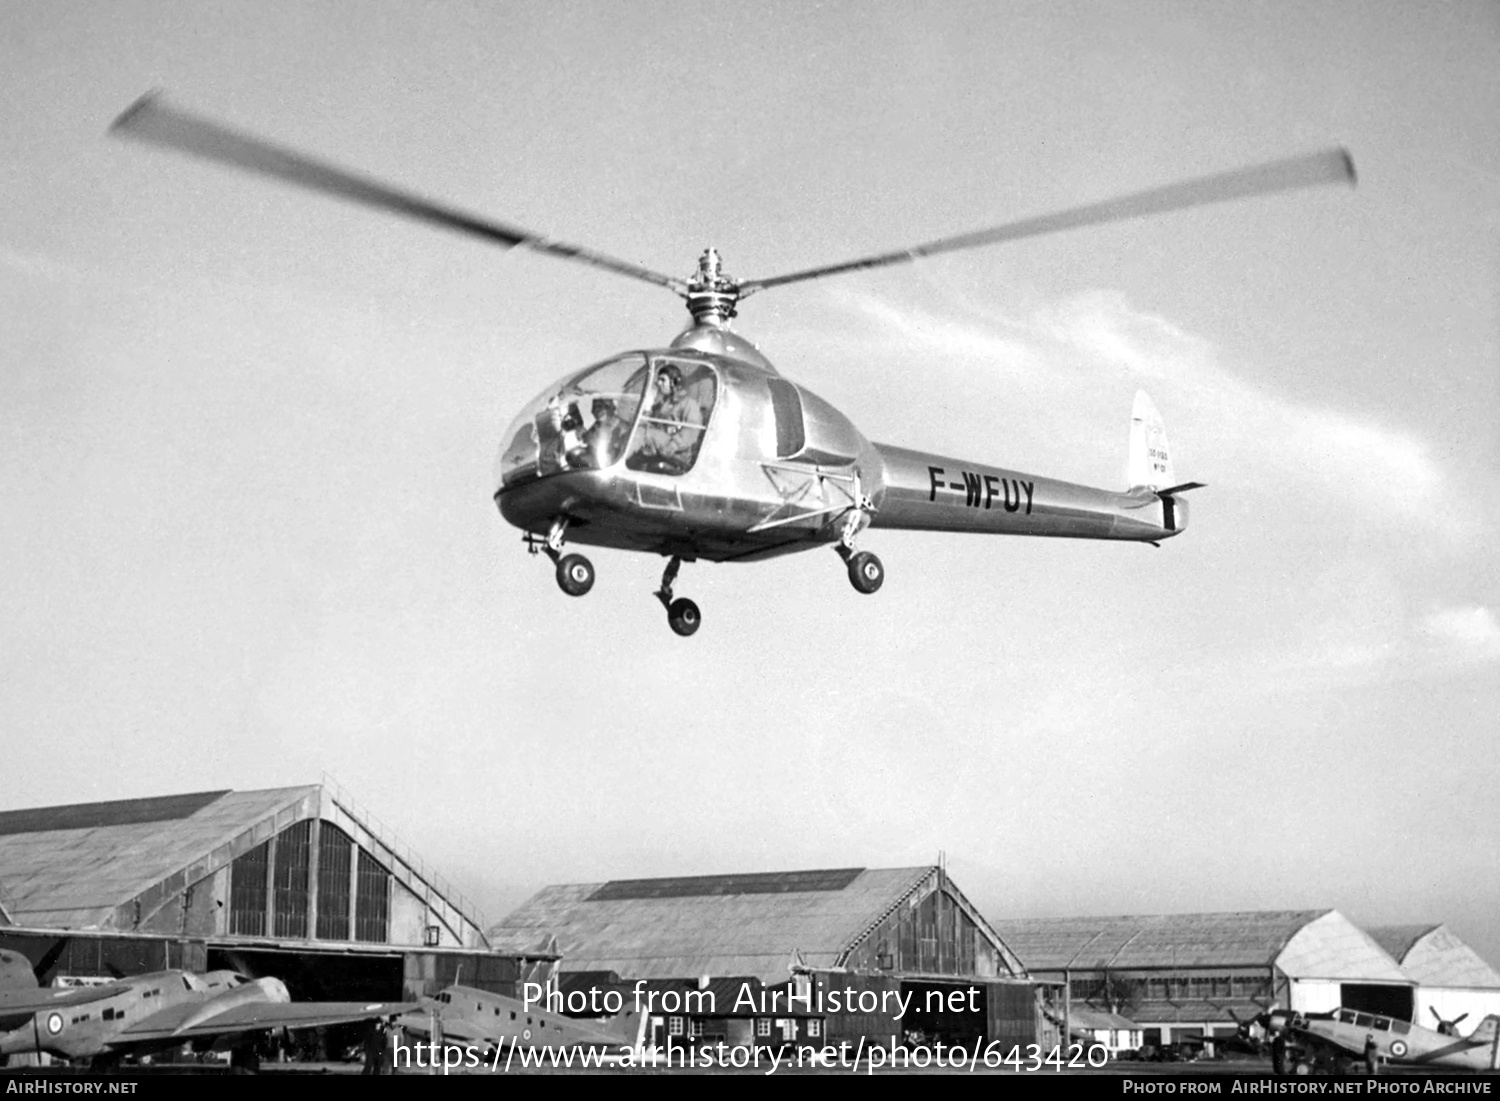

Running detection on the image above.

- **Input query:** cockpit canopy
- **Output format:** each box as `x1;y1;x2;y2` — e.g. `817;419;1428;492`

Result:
498;353;719;487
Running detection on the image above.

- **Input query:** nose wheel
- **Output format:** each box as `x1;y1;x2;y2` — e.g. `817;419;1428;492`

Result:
527;518;596;597
556;553;594;597
655;555;701;636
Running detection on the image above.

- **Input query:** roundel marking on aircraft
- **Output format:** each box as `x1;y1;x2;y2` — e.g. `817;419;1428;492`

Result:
1389;1040;1408;1057
523;1028;532;1041
46;1012;64;1035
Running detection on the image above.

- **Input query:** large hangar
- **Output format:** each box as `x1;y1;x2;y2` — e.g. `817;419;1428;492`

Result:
991;910;1414;1048
1368;924;1500;1037
492;864;1043;1051
0;783;553;1002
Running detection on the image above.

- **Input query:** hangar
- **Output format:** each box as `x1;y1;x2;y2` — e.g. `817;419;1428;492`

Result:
492;864;1044;1051
1368;924;1500;1037
0;782;554;1002
991;910;1414;1048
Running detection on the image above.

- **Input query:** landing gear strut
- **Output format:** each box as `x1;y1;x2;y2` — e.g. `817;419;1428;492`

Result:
527;517;595;597
834;501;883;594
655;555;700;636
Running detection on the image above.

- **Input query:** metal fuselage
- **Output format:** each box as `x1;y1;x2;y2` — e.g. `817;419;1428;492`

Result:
401;984;641;1053
494;327;1187;563
1272;1008;1500;1073
0;970;287;1061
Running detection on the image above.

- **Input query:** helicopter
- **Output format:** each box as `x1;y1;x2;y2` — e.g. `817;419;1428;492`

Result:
109;95;1356;636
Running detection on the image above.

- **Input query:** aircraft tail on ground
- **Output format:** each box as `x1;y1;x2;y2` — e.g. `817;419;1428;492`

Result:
1470;1014;1500;1045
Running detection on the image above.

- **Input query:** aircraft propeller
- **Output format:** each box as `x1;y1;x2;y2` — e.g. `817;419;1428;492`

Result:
1430;1007;1470;1035
110;93;1356;329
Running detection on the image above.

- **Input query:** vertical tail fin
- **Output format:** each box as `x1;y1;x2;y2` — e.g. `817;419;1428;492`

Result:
1128;390;1175;490
1470;1014;1500;1044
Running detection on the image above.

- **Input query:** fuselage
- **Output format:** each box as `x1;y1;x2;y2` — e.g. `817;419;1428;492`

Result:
494;328;1187;562
1273;1007;1500;1072
0;970;285;1060
401;984;640;1053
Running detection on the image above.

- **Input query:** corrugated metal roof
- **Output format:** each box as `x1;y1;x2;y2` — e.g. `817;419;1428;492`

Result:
1277;912;1411;982
1367;924;1438;962
1063;1005;1139;1030
991;911;1331;970
589;869;864;901
0;786;318;929
492;867;938;983
1369;925;1500;989
0;791;231;836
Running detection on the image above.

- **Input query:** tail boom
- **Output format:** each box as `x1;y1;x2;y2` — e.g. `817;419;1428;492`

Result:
869;444;1186;542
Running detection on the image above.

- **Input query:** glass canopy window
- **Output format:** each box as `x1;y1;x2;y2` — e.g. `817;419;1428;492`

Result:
498;353;649;487
499;355;719;485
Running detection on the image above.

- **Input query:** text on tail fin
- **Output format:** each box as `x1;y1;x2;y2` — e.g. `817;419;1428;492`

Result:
1128;390;1175;490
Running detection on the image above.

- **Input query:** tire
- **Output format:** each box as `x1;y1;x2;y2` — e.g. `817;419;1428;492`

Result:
847;551;884;594
667;597;701;637
555;554;595;597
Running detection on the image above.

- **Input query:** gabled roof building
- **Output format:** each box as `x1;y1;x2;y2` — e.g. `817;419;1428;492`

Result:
0;783;549;1001
493;865;1025;984
993;910;1414;1049
494;865;1042;1051
1368;924;1500;1038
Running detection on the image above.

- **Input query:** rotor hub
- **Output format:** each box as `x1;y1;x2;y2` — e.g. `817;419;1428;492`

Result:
683;248;742;328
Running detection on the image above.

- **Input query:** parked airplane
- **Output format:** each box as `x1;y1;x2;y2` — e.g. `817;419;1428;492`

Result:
1265;1007;1500;1074
400;983;643;1060
0;964;412;1069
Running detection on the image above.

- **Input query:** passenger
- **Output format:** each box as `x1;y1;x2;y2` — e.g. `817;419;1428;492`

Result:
582;396;628;467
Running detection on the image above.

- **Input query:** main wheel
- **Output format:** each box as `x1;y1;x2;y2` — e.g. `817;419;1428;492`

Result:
555;553;595;596
667;597;701;637
847;551;884;594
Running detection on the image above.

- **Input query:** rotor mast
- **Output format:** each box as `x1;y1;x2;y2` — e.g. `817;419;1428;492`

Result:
683;248;740;328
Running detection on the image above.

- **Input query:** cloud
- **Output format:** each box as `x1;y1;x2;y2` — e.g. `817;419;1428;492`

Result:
1416;605;1500;665
0;245;99;287
833;286;1471;540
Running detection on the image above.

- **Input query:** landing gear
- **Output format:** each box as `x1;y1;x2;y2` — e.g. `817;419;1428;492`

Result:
834;500;883;594
667;598;701;637
655;556;701;636
527;517;596;597
845;550;884;594
556;554;594;596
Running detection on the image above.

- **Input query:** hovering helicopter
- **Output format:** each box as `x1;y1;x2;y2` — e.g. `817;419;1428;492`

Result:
110;95;1355;636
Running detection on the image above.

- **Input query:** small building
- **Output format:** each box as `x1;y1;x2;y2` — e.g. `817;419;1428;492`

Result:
0;783;552;1001
992;910;1414;1048
1059;1005;1142;1056
494;865;1043;1051
1368;925;1500;1038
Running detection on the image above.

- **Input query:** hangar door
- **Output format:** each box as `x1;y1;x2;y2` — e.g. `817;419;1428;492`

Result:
1339;984;1412;1021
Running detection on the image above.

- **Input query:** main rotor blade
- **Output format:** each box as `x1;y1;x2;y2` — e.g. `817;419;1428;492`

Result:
110;93;683;292
740;148;1356;294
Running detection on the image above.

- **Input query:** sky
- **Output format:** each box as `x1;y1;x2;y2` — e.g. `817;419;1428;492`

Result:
2;2;1497;969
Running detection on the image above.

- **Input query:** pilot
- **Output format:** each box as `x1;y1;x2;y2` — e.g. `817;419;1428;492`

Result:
636;363;704;466
582;396;628;467
1364;1033;1379;1076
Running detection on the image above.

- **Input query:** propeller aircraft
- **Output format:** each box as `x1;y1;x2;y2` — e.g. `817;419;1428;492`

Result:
0;958;413;1069
1265;1007;1500;1075
109;94;1356;635
398;983;643;1064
